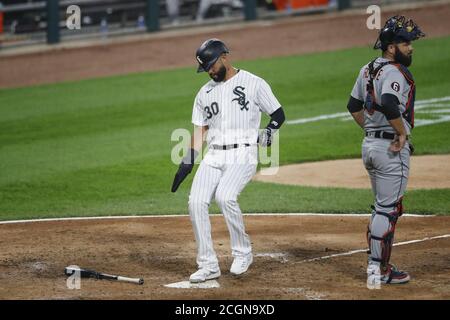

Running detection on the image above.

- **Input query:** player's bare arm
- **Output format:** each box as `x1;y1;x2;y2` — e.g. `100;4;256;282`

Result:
351;110;365;128
191;125;208;153
388;117;407;152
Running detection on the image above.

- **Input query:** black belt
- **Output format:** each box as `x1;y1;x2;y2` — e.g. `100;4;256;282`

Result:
365;131;396;140
211;143;251;150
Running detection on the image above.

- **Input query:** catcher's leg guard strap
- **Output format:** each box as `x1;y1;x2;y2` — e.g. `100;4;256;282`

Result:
375;197;404;217
367;210;398;268
369;229;395;265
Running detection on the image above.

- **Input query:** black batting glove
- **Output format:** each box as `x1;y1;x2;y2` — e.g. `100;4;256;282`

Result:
171;149;199;193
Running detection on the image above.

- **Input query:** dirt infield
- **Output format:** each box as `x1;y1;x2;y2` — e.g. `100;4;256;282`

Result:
0;215;448;300
253;155;450;189
1;2;450;88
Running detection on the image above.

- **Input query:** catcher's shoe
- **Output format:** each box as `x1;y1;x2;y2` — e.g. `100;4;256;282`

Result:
189;268;221;283
230;253;253;276
367;262;382;289
380;264;410;284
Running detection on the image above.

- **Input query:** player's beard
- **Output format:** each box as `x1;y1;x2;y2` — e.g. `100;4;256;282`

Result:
210;65;227;82
394;46;412;67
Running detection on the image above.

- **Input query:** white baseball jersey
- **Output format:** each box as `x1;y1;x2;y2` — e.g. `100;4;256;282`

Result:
351;57;413;135
192;69;281;146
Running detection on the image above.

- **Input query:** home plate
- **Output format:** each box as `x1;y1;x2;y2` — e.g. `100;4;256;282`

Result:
164;280;220;289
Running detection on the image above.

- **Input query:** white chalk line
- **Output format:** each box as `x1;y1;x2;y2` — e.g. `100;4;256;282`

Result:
286;112;349;125
255;252;288;258
286;96;450;127
415;96;450;104
294;234;450;264
0;213;434;225
283;287;326;300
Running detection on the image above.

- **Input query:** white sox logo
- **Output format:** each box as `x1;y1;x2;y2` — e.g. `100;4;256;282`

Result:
232;86;250;111
391;81;400;92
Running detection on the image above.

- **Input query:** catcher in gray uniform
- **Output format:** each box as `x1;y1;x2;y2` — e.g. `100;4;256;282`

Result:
347;15;425;285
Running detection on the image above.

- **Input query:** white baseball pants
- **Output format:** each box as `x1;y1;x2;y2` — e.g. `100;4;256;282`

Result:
188;145;257;270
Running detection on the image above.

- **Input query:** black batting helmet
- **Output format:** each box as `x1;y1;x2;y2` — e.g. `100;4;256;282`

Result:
374;15;425;50
195;38;229;73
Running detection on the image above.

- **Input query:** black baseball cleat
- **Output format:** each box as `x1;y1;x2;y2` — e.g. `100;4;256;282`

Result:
380;264;410;284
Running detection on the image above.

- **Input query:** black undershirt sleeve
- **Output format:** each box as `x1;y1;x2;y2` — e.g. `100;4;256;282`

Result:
347;96;364;113
379;93;401;120
267;107;286;130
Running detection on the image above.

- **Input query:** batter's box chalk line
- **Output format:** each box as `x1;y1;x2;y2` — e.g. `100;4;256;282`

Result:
294;234;450;264
283;287;326;300
255;252;289;263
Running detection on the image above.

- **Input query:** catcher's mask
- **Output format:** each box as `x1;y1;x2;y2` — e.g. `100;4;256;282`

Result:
195;38;229;73
374;15;425;51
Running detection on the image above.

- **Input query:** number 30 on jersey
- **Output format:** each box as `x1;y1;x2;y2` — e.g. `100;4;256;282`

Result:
205;102;219;119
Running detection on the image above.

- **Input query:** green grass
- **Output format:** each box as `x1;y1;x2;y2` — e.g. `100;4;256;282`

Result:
1;36;450;220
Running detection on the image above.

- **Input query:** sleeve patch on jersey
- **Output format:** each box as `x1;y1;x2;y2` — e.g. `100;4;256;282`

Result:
391;82;400;92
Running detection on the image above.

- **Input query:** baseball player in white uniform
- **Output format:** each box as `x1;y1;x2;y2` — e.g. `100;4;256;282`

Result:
347;16;425;286
171;39;285;283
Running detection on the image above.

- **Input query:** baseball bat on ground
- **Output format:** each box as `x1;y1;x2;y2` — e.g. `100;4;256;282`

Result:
64;266;144;285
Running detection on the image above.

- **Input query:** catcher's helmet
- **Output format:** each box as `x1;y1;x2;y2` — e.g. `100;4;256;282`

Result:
374;15;425;50
195;38;229;73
